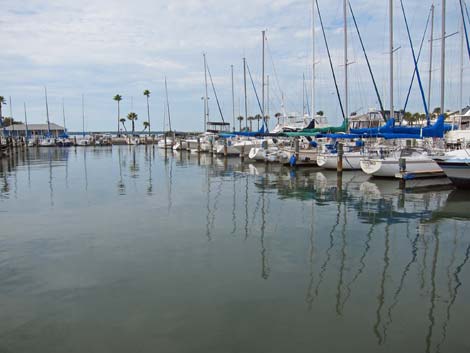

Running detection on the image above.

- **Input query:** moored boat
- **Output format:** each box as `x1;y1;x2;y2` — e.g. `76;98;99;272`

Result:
434;149;470;189
361;148;442;177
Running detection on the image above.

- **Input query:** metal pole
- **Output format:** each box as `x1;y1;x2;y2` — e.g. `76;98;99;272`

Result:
45;87;51;136
440;0;446;114
262;30;266;122
344;0;348;121
456;11;463;130
82;94;85;137
243;57;248;130
428;4;434;114
9;96;14;138
311;0;316;122
302;73;306;116
390;0;394;121
231;64;235;131
62;98;67;132
203;53;209;131
24;102;29;144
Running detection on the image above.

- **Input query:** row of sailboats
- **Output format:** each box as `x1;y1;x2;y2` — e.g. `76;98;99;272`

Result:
168;0;469;189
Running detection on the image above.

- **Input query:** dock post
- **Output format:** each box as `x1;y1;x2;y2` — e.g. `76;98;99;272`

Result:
294;138;300;159
224;139;228;157
399;157;406;173
210;138;214;155
240;145;245;161
399;157;406;189
164;135;167;150
197;137;201;153
337;143;343;174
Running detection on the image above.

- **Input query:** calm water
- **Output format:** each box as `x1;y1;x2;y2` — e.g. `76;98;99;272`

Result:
0;147;469;353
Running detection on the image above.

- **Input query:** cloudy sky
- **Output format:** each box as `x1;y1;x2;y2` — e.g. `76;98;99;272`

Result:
0;0;467;132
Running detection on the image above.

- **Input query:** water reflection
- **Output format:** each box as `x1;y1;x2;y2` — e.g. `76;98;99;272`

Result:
0;148;469;353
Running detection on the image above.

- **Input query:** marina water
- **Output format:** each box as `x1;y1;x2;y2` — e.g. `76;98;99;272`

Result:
0;146;469;352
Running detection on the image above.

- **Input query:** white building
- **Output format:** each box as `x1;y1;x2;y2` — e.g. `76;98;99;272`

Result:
1;123;66;137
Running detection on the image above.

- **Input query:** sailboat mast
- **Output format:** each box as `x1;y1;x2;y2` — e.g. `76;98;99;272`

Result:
9;96;14;137
82;94;85;137
203;53;209;131
457;10;464;130
231;64;235;131
440;0;446;113
45;87;51;135
303;73;306;116
62;98;66;130
262;30;266;121
428;4;434;112
344;0;349;121
243;57;248;130
311;0;316;122
165;76;172;132
24;102;29;141
390;0;394;121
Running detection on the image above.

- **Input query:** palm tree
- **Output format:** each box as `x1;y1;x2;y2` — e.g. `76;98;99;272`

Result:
127;112;138;134
264;115;270;130
113;95;122;136
0;96;6;123
403;111;412;124
411;112;421;126
143;121;150;131
254;114;262;130
248;116;254;131
143;90;151;133
236;116;244;131
274;112;282;124
120;118;127;132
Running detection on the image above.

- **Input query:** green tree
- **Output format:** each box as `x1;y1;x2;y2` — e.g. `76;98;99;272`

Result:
254;114;262;130
316;110;324;117
432;107;441;116
236;116;244;131
248;116;254;131
403;111;412;124
411;112;421;126
127;112;138;134
120;118;127;132
113;95;122;136
0;96;6;128
143;121;150;131
143;90;151;133
274;112;282;124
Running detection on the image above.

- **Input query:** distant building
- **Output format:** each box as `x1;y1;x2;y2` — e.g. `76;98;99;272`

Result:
446;106;470;130
1;123;66;137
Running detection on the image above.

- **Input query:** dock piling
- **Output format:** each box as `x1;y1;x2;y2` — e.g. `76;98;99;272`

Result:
337;143;343;174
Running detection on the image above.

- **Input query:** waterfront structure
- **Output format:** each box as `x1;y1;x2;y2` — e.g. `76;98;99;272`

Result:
1;123;66;137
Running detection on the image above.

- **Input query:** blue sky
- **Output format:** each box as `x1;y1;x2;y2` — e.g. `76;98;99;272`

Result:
0;0;467;132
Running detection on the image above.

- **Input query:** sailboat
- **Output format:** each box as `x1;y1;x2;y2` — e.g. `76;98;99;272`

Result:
39;87;57;147
360;0;447;177
57;99;73;147
77;95;92;146
434;149;470;188
157;77;174;149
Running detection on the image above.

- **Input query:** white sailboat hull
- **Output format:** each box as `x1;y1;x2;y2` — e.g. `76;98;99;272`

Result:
317;152;362;170
361;156;442;177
